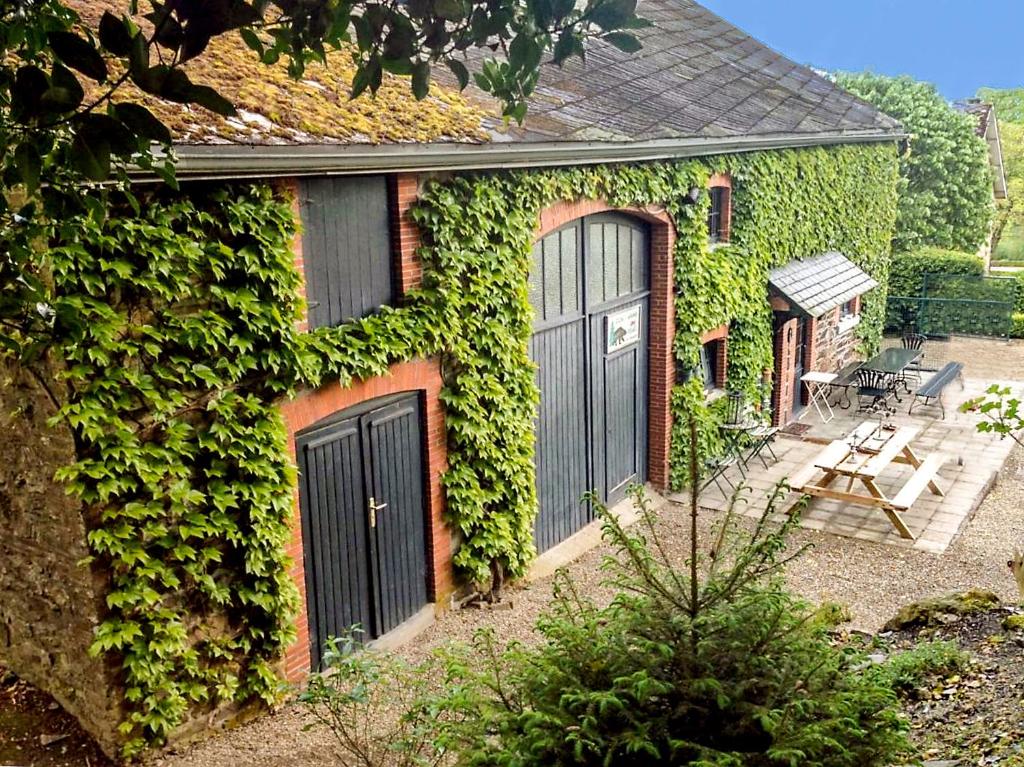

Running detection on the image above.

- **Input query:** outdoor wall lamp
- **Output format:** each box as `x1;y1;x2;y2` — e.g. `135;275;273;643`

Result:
684;186;702;205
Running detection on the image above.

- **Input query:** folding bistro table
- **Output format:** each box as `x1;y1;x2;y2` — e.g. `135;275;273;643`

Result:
799;371;838;422
787;420;946;540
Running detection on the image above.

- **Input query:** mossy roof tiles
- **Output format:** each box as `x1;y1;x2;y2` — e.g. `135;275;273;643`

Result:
64;0;901;149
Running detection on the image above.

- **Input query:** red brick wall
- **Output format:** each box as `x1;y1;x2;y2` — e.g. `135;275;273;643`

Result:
536;198;676;490
391;174;422;296
276;178;309;332
278;359;451;680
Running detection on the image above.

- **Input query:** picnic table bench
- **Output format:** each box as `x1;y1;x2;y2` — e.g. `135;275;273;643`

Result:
787;421;946;540
907;362;965;419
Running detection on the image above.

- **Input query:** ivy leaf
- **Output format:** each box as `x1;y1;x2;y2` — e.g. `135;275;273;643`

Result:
185;84;237;117
239;27;263;54
552;31;578;65
48;31;108;83
71;130;111;181
586;0;638;31
433;0;465;22
41;63;85;113
81;113;137;157
99;11;134;56
10;65;48;120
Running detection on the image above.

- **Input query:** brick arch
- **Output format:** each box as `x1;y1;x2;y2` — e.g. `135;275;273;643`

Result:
278;358;450;679
533;198;676;490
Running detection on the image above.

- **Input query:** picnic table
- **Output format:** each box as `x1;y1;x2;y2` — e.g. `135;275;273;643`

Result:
787;420;946;540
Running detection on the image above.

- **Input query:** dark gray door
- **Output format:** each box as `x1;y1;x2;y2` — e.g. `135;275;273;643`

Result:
297;393;428;667
529;214;649;552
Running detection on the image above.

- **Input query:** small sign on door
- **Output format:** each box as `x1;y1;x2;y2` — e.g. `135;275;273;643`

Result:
606;305;641;353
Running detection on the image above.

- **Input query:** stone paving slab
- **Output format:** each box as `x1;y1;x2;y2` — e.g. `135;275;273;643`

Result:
669;377;1020;554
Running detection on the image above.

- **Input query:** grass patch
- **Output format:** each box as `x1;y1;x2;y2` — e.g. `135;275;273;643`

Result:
871;640;971;696
995;221;1024;263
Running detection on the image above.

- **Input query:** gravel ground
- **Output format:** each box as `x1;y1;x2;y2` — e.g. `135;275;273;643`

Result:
160;440;1024;767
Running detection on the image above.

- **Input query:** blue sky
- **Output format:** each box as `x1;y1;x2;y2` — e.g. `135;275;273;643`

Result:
699;0;1024;99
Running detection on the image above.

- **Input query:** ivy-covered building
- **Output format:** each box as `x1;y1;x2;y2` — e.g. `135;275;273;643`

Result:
1;0;905;758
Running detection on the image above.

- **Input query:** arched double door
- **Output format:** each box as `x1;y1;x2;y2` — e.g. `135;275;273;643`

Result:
295;392;429;667
528;213;650;553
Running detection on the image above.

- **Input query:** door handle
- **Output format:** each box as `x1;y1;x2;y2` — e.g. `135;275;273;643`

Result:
368;496;388;528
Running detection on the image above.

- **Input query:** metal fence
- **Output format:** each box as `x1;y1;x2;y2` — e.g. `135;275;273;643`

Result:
885;295;1014;339
885;273;1016;339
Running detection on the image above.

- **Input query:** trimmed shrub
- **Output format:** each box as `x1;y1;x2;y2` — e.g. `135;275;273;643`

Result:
1011;312;1024;338
888;247;985;297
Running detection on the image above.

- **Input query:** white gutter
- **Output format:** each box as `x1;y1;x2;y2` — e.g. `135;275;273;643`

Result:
163;130;906;180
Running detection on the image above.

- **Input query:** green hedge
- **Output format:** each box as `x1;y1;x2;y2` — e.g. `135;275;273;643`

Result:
1012;312;1024;338
887;247;984;297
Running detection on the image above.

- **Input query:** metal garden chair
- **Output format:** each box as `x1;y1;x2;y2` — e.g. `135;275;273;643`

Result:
855;368;894;414
899;333;926;387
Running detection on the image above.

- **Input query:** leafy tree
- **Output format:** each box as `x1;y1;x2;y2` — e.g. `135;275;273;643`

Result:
977;86;1024;124
0;0;647;361
837;72;993;253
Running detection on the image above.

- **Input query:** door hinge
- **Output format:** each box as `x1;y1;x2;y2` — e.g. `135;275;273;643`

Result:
368;496;388;528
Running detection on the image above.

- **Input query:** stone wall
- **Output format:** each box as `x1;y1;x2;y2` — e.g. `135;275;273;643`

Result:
810;305;863;373
0;357;125;758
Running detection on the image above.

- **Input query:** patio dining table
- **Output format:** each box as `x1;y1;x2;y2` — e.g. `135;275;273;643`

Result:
861;347;922;400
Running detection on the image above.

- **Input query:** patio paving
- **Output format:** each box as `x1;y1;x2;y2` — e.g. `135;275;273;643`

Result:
671;374;1022;554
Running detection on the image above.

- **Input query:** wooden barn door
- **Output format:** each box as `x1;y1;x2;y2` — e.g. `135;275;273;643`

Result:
528;213;649;552
297;393;428;667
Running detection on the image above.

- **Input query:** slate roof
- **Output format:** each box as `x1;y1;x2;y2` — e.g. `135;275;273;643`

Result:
478;0;904;143
66;0;901;149
768;252;879;318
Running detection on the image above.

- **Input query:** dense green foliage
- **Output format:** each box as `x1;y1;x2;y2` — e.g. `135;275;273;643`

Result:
977;87;1024;123
0;0;645;377
324;490;913;766
47;185;304;755
35;142;898;752
450;499;913;761
837;73;993;253
887;247;985;296
887;249;1024;337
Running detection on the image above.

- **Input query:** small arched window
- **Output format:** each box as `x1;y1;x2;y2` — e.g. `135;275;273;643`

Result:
707;173;732;245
